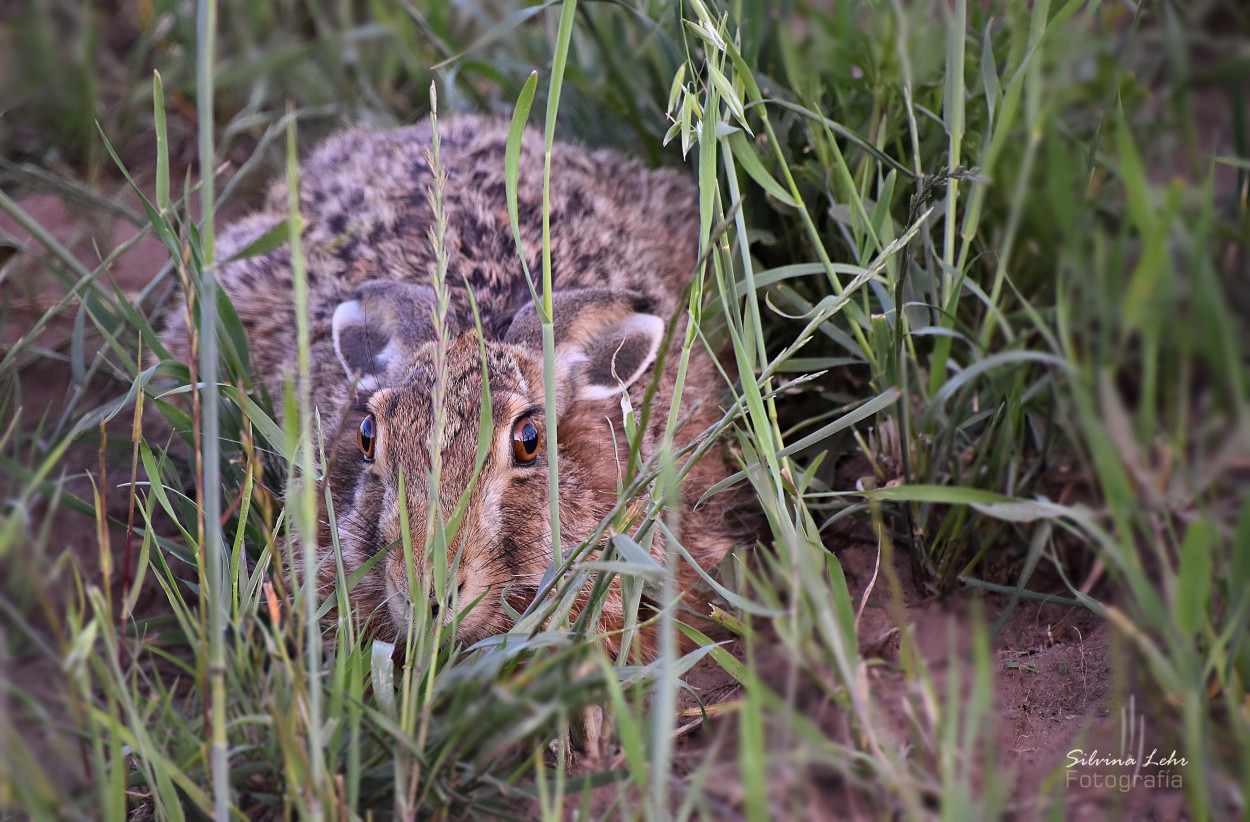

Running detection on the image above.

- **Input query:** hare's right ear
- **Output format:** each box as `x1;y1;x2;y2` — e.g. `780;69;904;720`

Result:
332;280;456;390
504;289;666;404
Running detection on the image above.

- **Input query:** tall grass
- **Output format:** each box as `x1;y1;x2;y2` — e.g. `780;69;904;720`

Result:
2;0;1248;819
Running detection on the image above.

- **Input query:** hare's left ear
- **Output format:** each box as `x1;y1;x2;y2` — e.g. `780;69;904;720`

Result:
332;280;456;391
504;289;665;402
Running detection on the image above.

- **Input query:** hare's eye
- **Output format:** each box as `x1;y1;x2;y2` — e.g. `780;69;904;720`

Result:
358;414;377;462
511;417;541;466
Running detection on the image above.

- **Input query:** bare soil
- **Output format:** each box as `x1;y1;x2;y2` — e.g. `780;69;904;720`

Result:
2;188;175;803
629;541;1185;821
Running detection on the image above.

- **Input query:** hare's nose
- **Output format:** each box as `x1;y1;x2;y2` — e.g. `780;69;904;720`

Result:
426;581;465;612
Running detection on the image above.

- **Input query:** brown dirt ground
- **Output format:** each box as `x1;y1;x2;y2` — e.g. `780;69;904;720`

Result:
1;189;174;801
1;187;1194;822
569;536;1189;821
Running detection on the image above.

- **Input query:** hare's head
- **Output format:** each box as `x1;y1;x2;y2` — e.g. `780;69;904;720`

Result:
327;280;666;647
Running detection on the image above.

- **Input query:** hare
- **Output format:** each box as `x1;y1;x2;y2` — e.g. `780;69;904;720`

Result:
160;115;746;658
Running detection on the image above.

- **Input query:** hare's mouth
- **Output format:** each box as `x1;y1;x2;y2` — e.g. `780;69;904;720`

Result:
383;575;538;647
384;579;468;638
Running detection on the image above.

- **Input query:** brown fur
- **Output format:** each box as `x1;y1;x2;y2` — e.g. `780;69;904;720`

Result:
160;115;748;659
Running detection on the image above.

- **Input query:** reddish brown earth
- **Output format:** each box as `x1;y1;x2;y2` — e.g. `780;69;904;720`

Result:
576;540;1187;820
1;188;174;799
